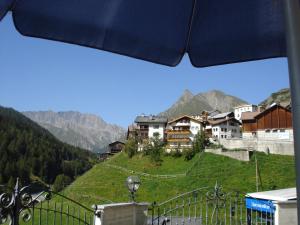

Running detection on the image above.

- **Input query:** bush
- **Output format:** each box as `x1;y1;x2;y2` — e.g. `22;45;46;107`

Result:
146;133;164;165
183;148;195;161
124;138;138;158
53;174;72;192
193;131;208;153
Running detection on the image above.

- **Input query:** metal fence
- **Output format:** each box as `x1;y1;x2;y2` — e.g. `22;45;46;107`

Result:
0;179;95;225
0;179;275;225
149;183;274;225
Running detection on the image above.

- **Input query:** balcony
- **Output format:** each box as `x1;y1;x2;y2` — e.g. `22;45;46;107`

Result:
166;130;191;135
167;138;191;143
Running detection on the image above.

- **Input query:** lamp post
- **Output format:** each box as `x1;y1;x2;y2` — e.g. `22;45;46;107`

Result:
125;176;141;202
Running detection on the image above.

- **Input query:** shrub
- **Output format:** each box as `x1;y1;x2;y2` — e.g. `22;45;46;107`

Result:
193;131;209;153
124;138;138;158
53;174;72;192
146;133;164;165
183;148;195;161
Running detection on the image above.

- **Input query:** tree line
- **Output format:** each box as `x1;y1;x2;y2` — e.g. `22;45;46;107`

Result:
0;106;95;189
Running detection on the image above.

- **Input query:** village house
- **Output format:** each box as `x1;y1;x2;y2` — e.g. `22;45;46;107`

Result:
127;115;168;142
241;103;293;141
234;104;258;121
166;115;204;151
108;141;125;154
205;112;241;139
98;141;125;161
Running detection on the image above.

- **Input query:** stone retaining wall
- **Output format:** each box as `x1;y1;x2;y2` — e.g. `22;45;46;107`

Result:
205;148;250;161
219;139;294;155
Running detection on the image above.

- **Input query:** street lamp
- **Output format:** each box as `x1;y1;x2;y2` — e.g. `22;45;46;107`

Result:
125;176;141;202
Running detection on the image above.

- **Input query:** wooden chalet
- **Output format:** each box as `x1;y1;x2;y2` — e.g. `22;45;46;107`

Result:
108;141;125;154
241;104;292;139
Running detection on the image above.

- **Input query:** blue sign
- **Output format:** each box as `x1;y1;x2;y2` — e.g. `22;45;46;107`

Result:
246;198;275;214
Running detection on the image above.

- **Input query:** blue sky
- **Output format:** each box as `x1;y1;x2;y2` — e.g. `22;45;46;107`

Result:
0;14;290;128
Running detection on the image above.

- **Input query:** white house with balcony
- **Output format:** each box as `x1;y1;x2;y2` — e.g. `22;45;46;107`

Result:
134;115;168;141
166;115;204;150
234;104;258;121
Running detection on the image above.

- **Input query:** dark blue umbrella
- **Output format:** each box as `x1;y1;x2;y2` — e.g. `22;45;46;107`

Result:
0;0;287;67
1;0;300;222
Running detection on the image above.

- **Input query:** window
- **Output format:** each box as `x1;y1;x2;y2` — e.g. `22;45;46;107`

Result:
272;129;278;133
221;135;224;138
153;125;159;129
265;130;270;133
224;135;227;138
280;129;285;133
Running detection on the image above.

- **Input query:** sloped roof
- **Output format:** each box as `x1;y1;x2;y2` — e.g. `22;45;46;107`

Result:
135;115;168;123
210;112;234;120
168;115;202;124
241;112;260;121
234;104;257;109
247;188;296;202
254;103;291;119
108;141;125;146
208;117;241;126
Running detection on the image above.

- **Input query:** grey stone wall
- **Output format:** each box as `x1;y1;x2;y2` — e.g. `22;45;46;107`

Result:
205;148;250;161
219;139;294;156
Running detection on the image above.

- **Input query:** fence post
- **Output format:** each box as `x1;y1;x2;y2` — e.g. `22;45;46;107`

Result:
11;178;20;225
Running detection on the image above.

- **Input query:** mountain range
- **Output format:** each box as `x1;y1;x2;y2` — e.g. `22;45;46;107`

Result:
159;90;248;119
23;111;126;153
0;106;93;185
21;88;290;153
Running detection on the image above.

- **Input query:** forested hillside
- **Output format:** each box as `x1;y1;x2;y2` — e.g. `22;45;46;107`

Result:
0;106;94;186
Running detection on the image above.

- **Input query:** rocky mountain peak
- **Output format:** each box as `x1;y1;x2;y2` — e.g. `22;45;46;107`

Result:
159;89;248;119
23;111;126;152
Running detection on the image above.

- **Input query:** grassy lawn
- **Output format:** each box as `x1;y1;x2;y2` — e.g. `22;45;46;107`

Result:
107;152;199;175
62;151;296;207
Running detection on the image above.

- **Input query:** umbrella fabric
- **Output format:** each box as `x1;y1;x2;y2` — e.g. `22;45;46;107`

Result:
188;0;286;67
2;0;287;67
0;0;13;20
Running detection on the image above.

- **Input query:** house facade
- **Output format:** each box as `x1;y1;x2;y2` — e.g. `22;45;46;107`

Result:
208;117;241;139
166;115;203;150
108;141;125;154
234;104;258;121
241;104;293;141
204;112;241;139
133;115;168;141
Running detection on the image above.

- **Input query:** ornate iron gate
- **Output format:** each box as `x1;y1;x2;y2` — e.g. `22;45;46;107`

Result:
0;179;95;225
150;183;275;225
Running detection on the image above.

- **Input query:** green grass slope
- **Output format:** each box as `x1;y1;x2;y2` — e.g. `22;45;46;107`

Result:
63;152;295;206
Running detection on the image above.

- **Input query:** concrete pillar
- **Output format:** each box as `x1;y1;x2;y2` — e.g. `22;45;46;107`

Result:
94;203;149;225
274;201;297;225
